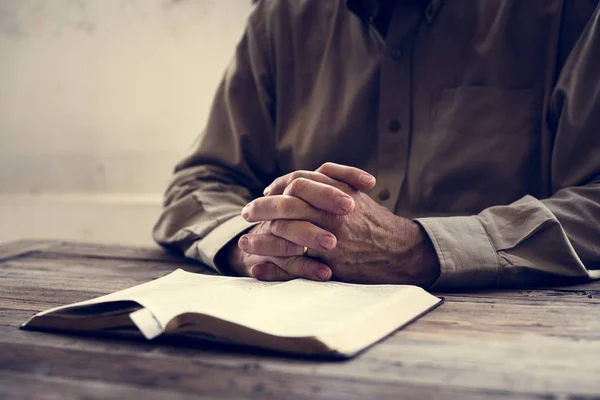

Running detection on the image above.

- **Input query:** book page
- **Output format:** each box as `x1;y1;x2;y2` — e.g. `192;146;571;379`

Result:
47;269;432;337
33;269;439;339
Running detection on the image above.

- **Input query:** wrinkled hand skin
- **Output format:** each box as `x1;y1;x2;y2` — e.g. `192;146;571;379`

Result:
246;188;439;286
319;191;438;286
237;163;441;287
224;221;271;277
225;221;332;281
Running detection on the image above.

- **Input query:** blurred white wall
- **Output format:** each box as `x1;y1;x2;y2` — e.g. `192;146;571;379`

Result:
0;0;252;245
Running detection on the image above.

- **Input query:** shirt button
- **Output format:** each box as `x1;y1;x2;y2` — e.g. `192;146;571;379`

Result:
390;47;402;60
378;188;391;201
425;3;436;20
388;120;401;133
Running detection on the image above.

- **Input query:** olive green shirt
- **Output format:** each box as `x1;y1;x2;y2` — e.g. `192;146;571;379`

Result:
153;0;600;288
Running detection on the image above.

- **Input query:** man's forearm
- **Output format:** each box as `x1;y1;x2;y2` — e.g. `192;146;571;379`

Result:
408;222;441;288
153;166;258;272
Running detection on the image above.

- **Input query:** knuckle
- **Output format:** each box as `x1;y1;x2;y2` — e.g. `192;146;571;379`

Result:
318;162;334;173
323;213;345;232
282;256;295;271
270;177;283;190
287;177;307;195
282;171;302;192
253;235;269;252
253;221;269;235
289;171;302;182
297;258;312;277
270;220;287;237
278;239;294;255
263;264;278;280
292;170;311;180
338;181;356;194
287;256;311;277
324;184;343;198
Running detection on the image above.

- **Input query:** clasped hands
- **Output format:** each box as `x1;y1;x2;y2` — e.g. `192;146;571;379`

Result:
226;163;440;287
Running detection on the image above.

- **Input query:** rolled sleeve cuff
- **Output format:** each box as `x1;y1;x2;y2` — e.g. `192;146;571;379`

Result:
185;215;257;274
415;216;500;289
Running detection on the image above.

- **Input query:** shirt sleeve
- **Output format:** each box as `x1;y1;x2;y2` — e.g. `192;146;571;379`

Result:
416;4;600;289
153;5;276;274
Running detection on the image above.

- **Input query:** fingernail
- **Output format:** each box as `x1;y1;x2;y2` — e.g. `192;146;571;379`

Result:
338;196;353;211
238;236;248;249
319;235;336;250
360;172;375;184
317;268;331;281
241;206;249;220
263;186;271;196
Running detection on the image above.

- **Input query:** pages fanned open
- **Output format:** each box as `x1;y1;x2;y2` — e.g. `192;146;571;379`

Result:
22;269;442;357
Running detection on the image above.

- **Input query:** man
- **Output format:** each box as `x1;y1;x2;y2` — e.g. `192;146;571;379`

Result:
153;0;600;289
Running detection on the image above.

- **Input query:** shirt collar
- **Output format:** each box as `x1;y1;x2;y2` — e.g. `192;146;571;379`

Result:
345;0;442;25
346;0;380;24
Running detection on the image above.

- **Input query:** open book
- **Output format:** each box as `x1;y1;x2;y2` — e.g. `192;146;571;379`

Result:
22;269;442;357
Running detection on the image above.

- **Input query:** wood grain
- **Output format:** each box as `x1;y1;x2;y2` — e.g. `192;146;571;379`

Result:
1;239;599;399
0;239;61;261
0;371;208;400
40;241;193;263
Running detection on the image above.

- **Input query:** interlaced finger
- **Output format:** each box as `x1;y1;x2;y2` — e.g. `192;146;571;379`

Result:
268;220;337;251
264;170;354;196
242;195;323;224
238;233;305;257
316;162;376;191
283;177;355;214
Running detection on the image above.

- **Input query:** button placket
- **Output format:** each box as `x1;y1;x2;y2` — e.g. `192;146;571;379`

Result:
390;47;403;60
388;119;401;133
374;7;422;211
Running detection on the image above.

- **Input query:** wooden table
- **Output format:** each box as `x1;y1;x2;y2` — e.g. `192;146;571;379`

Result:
1;239;599;399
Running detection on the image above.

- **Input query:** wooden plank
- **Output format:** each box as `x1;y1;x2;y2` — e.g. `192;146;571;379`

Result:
37;241;192;263
441;290;600;304
0;239;206;268
2;301;600;396
0;239;59;261
0;341;560;400
0;263;174;295
2;240;600;398
0;371;208;400
4;240;598;293
0;252;190;274
2;240;597;303
3;261;600;347
4;285;600;340
0;287;107;309
415;301;600;339
540;280;600;291
437;281;600;299
0;257;212;298
0;252;596;305
0;325;597;398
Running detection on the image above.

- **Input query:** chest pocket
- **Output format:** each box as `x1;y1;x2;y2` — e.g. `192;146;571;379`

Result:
420;86;540;213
